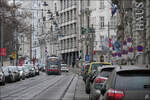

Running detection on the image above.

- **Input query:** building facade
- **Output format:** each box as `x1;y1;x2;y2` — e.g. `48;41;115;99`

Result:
59;0;80;65
113;0;150;65
79;0;117;63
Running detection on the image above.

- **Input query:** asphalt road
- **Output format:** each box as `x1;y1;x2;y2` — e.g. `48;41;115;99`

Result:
0;71;88;100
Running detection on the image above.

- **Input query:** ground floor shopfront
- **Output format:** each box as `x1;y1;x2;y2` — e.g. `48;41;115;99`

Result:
61;51;78;67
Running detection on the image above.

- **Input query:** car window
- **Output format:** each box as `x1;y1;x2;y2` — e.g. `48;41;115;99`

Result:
18;67;22;71
61;64;67;67
115;72;150;90
99;68;114;77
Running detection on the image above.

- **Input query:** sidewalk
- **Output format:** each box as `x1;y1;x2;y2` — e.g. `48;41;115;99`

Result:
74;76;89;100
63;74;89;100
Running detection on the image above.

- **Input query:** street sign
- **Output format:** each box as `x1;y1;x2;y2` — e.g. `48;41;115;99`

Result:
137;45;143;52
0;48;6;56
12;52;16;59
85;54;89;61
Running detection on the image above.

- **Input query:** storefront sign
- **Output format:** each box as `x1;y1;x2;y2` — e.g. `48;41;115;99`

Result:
135;1;144;31
0;48;6;56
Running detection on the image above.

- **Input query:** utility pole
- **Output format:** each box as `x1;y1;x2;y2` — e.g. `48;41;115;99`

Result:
13;0;18;66
108;21;110;63
30;25;32;63
0;2;4;66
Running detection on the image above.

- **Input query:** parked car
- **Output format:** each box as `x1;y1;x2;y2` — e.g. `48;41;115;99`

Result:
2;66;15;82
89;65;116;100
24;64;36;77
85;62;111;94
22;65;30;78
9;66;21;81
38;64;45;72
0;67;5;85
17;66;25;80
82;63;90;83
34;65;40;75
99;66;150;100
61;64;69;72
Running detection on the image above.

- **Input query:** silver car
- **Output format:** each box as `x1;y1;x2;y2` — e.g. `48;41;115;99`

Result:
0;67;5;85
17;66;25;80
61;64;69;72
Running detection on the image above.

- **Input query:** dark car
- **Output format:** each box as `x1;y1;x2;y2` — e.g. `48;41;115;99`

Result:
17;66;26;80
89;65;116;100
9;66;21;81
2;66;15;82
0;67;5;85
38;64;45;72
82;63;90;83
85;62;111;94
99;66;150;100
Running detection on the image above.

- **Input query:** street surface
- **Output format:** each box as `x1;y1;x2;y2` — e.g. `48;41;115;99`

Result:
0;71;88;100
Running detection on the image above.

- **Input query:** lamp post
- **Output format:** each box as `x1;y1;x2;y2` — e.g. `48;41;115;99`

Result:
0;7;4;66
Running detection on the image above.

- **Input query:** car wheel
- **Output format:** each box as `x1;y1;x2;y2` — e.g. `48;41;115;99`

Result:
22;76;25;80
2;81;5;85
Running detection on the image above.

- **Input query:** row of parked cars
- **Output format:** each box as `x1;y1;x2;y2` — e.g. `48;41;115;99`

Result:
81;62;150;100
0;64;40;85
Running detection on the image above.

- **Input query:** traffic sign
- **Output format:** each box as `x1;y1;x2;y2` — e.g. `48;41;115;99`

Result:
137;45;143;52
85;54;89;61
12;52;16;59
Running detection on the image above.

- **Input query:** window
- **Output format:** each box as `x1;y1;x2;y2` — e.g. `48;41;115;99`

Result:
99;16;104;28
55;3;57;11
100;0;104;9
110;16;117;29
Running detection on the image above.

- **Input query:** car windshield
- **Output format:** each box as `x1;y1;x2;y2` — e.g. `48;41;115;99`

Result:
99;68;114;77
18;67;23;71
61;64;67;67
115;71;150;90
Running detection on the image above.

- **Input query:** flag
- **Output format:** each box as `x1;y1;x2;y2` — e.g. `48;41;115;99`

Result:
111;4;117;16
109;38;112;48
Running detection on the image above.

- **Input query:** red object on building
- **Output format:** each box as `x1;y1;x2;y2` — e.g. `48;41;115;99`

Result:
33;57;35;65
19;58;25;66
109;38;112;48
93;50;96;55
0;48;6;56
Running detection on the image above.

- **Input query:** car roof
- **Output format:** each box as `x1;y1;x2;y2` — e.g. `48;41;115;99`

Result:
97;65;119;71
90;62;111;65
115;65;150;73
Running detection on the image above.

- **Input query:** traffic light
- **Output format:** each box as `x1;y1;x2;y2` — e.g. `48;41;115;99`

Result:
79;50;82;60
81;27;87;35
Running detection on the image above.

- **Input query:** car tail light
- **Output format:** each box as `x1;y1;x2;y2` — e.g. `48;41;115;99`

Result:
106;88;124;100
95;77;105;83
